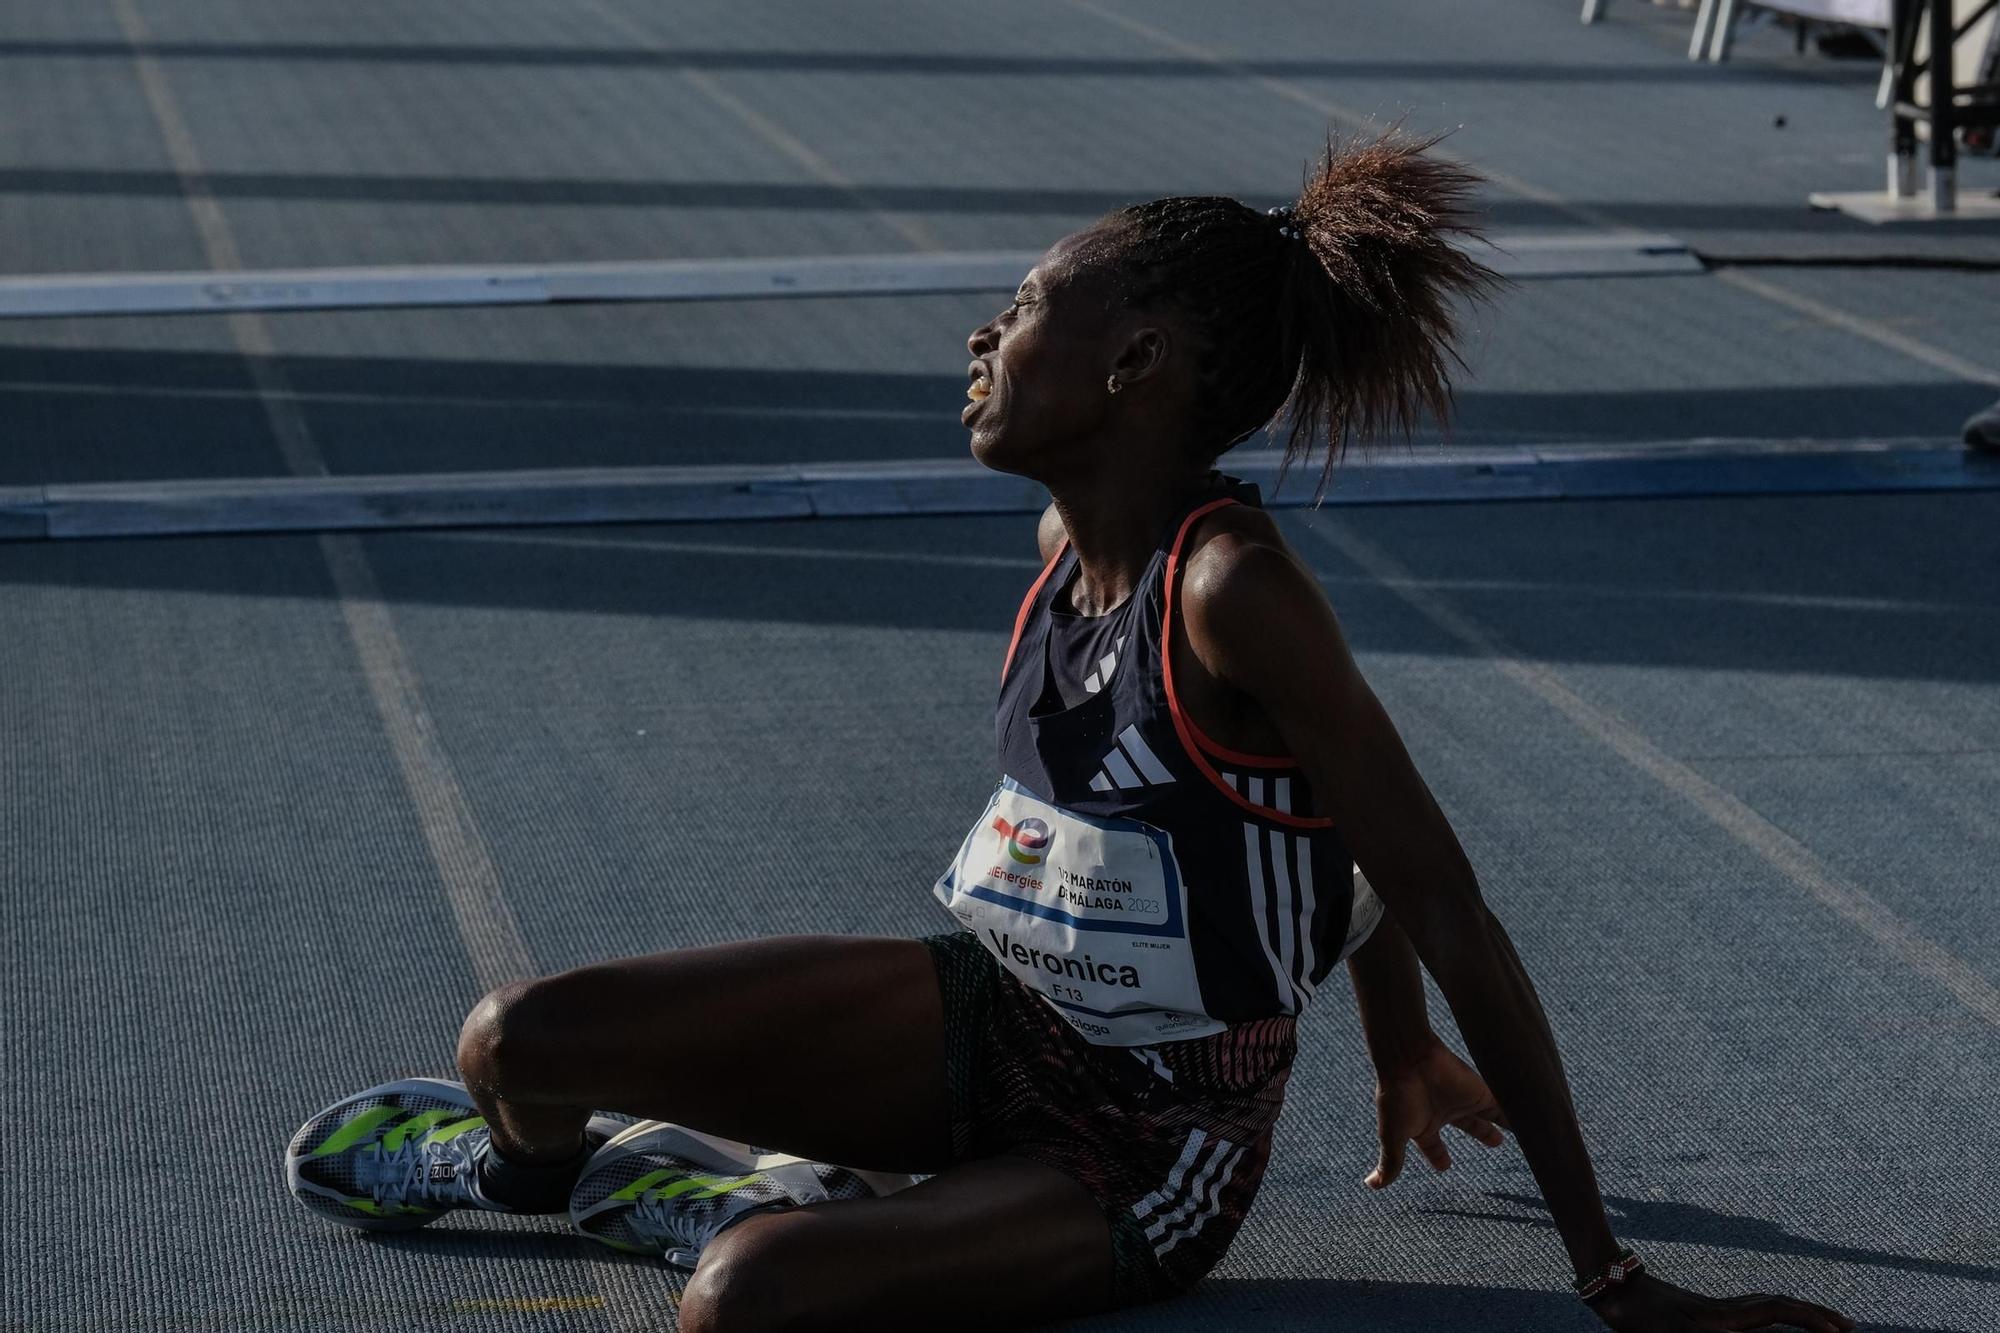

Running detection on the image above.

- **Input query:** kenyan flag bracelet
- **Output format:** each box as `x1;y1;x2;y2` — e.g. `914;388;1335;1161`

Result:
1574;1248;1646;1302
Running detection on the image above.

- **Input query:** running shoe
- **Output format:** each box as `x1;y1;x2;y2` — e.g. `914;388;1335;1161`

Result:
285;1076;621;1231
568;1120;917;1269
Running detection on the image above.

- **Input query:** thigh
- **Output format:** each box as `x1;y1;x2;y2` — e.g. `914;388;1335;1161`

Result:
679;1155;1119;1333
488;935;951;1172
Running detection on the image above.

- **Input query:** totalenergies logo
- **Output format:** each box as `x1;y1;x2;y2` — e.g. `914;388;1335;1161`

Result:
992;815;1052;865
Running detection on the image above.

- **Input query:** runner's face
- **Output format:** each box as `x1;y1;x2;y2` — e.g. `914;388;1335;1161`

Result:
963;231;1121;478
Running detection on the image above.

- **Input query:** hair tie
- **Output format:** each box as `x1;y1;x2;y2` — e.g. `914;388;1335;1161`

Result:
1266;205;1301;242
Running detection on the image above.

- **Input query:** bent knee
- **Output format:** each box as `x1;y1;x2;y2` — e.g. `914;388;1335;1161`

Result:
677;1219;807;1333
455;972;587;1095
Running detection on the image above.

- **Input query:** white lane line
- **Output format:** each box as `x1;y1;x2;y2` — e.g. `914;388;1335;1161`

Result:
314;536;538;992
113;0;540;982
443;529;1045;571
0;379;952;420
109;0;537;989
0;233;1696;319
1716;269;2000;390
109;6;659;1324
1299;512;2000;1030
574;0;943;252
10;438;1995;542
0;251;1046;318
1065;0;2000;390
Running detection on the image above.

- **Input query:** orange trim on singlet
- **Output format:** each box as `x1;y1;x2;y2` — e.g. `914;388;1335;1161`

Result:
1161;498;1334;830
1001;539;1068;684
1190;731;1297;768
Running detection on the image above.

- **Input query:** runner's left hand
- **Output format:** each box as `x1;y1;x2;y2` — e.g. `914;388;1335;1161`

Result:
1588;1271;1855;1332
1365;1038;1509;1189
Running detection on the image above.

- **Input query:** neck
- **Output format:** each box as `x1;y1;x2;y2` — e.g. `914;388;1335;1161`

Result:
1049;461;1210;616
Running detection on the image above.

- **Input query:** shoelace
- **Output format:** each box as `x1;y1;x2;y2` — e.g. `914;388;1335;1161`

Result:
351;1132;484;1210
627;1190;789;1271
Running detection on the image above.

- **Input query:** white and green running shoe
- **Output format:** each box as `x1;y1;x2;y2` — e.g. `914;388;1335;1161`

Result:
569;1121;917;1269
285;1076;621;1231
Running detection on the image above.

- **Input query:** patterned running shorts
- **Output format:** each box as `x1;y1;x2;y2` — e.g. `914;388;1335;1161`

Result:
921;931;1298;1309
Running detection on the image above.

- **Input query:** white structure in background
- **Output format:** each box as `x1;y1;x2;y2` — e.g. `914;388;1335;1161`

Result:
1691;0;1891;63
1585;0;1999;219
1580;0;1891;61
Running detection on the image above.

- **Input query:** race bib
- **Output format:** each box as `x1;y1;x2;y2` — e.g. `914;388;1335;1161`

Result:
932;777;1224;1046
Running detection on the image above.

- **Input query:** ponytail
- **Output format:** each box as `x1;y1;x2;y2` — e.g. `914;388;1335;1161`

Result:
1094;126;1504;498
1280;128;1504;495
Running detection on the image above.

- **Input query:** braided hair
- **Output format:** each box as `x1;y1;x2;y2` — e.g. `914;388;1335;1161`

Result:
1090;127;1505;497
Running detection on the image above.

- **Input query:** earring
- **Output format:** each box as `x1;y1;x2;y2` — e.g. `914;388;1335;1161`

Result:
1106;375;1122;395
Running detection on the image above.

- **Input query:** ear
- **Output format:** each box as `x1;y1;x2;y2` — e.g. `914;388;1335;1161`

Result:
1109;325;1171;390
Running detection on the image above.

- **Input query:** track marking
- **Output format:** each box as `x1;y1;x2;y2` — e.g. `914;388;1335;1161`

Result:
575;0;943;251
109;2;659;1324
0;233;1691;320
0;250;1046;318
452;1297;610;1314
1316;571;1988;617
0;379;952;419
109;0;534;989
1066;0;2000;389
1716;269;2000;389
10;438;1995;542
1298;512;2000;1030
448;529;1045;571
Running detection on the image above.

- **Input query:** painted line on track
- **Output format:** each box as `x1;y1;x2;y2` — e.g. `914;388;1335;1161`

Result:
572;0;946;254
1299;513;2000;1031
110;0;537;991
0;232;1697;320
2;437;1992;542
107;3;658;1325
1065;0;2000;391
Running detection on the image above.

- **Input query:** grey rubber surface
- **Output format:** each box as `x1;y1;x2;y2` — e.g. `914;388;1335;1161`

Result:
3;495;1997;1332
2;1;1998;1331
2;0;1997;486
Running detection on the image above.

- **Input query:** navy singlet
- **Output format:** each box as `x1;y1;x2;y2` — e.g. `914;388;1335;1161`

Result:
934;474;1384;1046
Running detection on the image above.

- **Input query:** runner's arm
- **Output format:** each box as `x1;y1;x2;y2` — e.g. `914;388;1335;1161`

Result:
1346;910;1439;1072
1179;532;1624;1280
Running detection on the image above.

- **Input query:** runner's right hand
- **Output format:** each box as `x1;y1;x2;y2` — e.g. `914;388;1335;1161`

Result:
1589;1271;1855;1333
1365;1038;1510;1189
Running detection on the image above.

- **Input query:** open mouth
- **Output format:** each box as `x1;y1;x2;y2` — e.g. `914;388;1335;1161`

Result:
966;376;992;403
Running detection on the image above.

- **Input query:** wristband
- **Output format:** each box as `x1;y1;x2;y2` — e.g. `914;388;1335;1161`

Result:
1573;1247;1645;1302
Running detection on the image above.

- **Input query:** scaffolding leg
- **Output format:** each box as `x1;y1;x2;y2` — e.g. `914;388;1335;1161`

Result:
1690;0;1720;59
1709;0;1740;62
1891;138;1921;196
1890;0;1921;196
1929;0;1957;211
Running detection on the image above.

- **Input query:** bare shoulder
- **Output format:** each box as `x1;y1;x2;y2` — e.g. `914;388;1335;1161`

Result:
1178;504;1349;680
1036;501;1067;563
1180;503;1316;611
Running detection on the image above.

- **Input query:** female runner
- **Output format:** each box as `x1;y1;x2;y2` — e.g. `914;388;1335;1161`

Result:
287;130;1857;1333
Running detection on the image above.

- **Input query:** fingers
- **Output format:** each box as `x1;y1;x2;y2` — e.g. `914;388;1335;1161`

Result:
1415;1130;1451;1173
1450;1115;1506;1148
1721;1294;1857;1332
1366;1130;1406;1190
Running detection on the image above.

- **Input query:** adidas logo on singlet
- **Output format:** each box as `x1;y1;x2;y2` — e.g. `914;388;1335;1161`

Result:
1082;635;1127;695
1086;724;1175;793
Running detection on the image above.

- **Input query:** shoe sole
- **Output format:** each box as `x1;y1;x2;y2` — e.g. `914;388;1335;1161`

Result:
569;1120;919;1259
595;1120;919;1200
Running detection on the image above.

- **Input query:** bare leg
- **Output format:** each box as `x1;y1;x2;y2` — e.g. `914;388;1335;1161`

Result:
677;1155;1118;1333
455;935;953;1171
